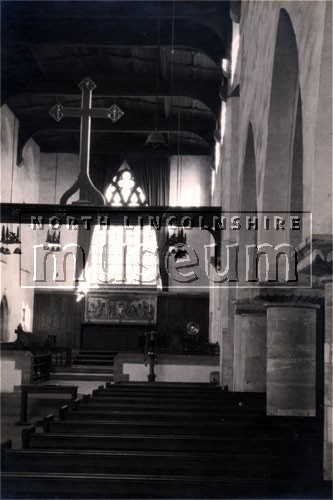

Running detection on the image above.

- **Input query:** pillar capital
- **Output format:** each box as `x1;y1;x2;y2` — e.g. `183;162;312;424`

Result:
264;301;320;310
253;286;324;308
297;234;333;278
320;275;333;286
233;299;266;315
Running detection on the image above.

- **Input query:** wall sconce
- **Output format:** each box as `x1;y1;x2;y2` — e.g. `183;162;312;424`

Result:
43;229;62;252
167;226;188;261
0;225;21;255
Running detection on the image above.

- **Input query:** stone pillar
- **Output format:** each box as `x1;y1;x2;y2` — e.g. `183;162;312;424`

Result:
322;279;332;480
233;300;266;392
297;235;332;479
266;303;318;416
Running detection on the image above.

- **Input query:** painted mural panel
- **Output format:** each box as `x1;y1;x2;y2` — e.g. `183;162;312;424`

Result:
85;293;157;324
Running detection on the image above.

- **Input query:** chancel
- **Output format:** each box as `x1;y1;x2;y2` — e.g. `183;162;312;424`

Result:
0;1;332;499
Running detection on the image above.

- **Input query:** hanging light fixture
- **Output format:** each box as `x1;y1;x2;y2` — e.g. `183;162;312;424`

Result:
1;117;21;255
43;154;62;252
144;130;166;149
144;2;166;148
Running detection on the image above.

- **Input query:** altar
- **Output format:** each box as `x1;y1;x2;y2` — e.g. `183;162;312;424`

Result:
80;323;149;351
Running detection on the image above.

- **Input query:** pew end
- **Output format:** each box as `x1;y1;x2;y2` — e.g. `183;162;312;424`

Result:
71;398;80;411
22;425;36;449
42;414;55;432
59;405;69;420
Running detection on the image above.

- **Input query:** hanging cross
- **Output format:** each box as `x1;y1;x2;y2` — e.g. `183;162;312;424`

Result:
49;76;124;205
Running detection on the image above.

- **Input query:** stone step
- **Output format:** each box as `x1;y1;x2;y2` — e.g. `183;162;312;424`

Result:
78;351;117;356
52;366;113;374
75;355;114;361
49;374;113;382
73;360;114;366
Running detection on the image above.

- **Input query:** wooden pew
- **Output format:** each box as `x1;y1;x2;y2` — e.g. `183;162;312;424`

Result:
21;423;319;455
2;383;330;500
43;414;321;439
2;440;322;480
60;406;261;422
76;393;265;412
76;402;265;416
2;470;330;499
16;385;78;425
89;394;264;406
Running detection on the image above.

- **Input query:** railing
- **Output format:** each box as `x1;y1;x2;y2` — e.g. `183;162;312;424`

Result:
32;353;51;382
51;347;72;367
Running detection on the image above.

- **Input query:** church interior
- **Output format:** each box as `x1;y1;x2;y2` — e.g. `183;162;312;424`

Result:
0;1;332;498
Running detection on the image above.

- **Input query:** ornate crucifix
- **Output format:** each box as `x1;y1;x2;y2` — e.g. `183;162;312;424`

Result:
49;76;124;205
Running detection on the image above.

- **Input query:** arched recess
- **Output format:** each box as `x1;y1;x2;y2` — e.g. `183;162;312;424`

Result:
263;9;303;223
0;295;9;342
239;122;257;284
241;123;257;212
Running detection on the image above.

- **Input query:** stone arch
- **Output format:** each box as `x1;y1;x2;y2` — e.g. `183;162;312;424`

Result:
240;123;257;212
263;9;302;217
0;295;9;342
239;122;257;284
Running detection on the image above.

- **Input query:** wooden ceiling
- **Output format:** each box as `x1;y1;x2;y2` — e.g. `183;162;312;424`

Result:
1;1;231;161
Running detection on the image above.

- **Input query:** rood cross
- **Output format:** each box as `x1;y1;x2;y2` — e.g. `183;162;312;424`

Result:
49;76;124;205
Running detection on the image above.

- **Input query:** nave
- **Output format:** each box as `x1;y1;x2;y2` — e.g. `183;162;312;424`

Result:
1;382;331;499
0;0;332;497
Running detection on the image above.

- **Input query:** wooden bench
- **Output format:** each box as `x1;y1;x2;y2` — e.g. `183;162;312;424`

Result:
1;382;329;500
21;423;319;455
16;385;78;425
1;440;321;480
2;470;329;499
76;402;265;416
60;406;263;422
43;414;321;439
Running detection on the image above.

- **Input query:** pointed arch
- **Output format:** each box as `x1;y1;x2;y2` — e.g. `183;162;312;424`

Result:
241;123;257;212
1;295;9;342
239;122;257;283
105;160;147;207
263;9;302;217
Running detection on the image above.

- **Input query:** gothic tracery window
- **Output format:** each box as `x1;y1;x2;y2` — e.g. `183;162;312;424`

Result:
105;165;147;207
88;162;160;287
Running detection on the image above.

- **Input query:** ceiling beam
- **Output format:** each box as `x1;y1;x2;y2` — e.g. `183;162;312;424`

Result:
36;132;211;156
2;17;226;63
4;80;221;115
15;105;215;165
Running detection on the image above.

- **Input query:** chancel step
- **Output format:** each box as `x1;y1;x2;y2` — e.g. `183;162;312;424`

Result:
52;366;113;375
72;351;116;367
49;351;116;384
73;361;114;367
50;373;113;382
78;351;117;356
